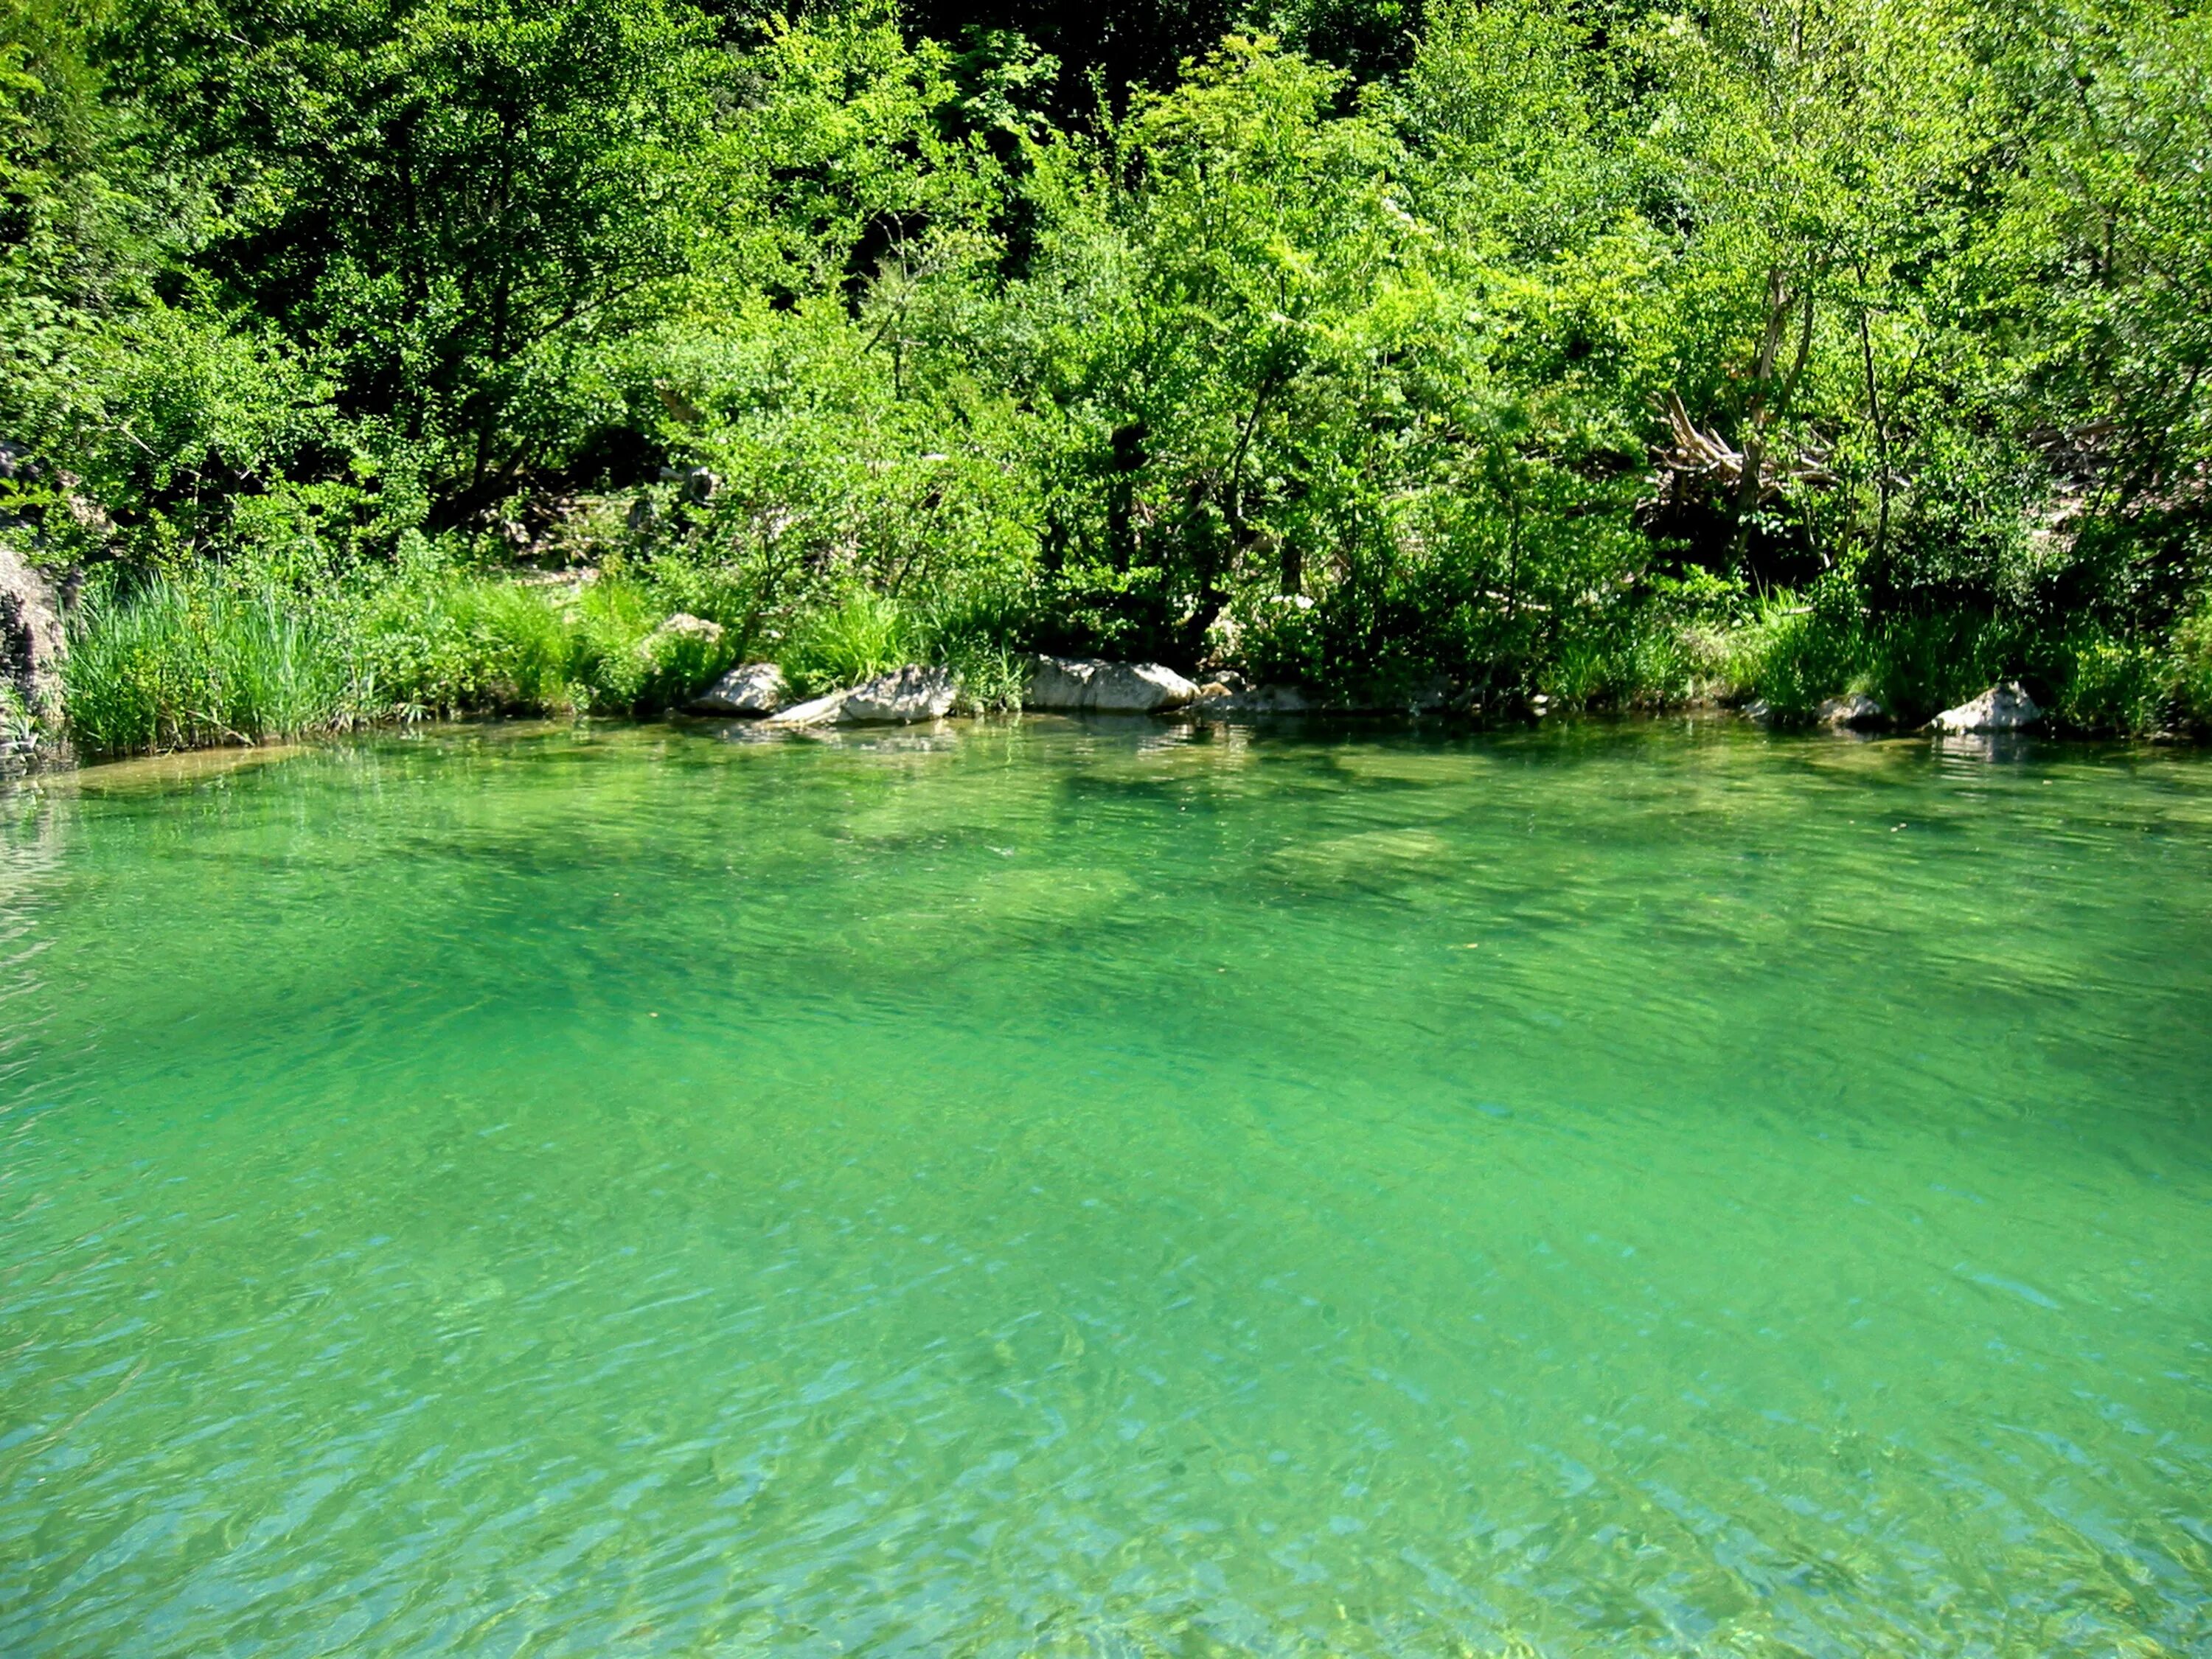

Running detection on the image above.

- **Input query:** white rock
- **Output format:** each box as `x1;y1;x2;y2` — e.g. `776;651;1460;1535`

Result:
762;689;850;726
650;613;723;645
689;661;788;716
840;664;959;724
1816;692;1886;728
1025;657;1197;713
1929;682;2041;733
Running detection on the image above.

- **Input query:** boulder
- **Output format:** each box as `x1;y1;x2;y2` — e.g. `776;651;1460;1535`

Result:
1405;675;1455;714
689;661;787;716
1929;681;2041;733
658;464;719;503
1191;681;1310;717
650;613;723;646
1026;657;1197;714
762;689;850;726
0;540;64;721
840;664;959;724
1816;692;1887;728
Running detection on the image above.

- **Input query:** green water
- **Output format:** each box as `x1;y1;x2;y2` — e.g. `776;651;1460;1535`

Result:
3;718;2210;1658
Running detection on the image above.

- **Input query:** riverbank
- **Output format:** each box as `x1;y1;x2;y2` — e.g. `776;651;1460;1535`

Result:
6;544;2212;772
10;0;2212;778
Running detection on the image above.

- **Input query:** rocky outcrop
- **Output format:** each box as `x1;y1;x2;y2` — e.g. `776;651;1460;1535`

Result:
0;540;64;730
1816;692;1887;728
1026;657;1197;714
840;664;959;724
689;661;787;716
1929;682;2041;733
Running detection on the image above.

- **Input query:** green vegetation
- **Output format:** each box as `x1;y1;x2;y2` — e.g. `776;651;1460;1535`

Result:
6;0;2212;752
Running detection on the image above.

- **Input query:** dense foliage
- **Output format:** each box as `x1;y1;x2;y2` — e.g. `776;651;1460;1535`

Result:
7;0;2212;750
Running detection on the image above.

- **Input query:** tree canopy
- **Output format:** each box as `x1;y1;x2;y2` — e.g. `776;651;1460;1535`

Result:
6;0;2212;728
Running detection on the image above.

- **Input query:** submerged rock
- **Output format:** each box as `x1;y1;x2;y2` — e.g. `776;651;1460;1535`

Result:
1929;682;2041;733
1816;692;1887;728
689;661;788;716
1267;828;1453;887
841;664;960;724
1026;657;1197;714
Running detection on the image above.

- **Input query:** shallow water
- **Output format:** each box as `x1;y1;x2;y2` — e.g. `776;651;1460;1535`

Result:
3;716;2210;1657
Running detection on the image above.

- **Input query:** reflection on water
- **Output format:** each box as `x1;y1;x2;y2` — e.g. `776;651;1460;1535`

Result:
2;717;2209;1657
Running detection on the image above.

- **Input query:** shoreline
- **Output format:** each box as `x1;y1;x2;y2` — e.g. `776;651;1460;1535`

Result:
13;702;2204;788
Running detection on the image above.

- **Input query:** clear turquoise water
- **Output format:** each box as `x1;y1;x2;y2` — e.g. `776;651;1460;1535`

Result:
3;717;2210;1657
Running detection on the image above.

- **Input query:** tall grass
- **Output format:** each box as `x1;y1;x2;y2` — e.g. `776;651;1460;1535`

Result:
63;580;360;754
63;564;1046;759
773;584;1029;711
62;570;744;757
777;590;920;696
69;563;2205;758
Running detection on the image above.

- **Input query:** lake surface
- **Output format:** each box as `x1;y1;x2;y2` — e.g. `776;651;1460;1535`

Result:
3;716;2210;1657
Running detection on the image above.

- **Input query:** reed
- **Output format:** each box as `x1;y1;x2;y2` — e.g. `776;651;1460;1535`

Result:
62;580;358;755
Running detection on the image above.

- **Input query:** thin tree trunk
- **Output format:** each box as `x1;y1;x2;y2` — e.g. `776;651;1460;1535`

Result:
1729;269;1817;563
1858;301;1890;569
470;108;521;495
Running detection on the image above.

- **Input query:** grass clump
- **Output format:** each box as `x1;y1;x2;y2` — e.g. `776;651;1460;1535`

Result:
62;580;359;754
61;566;746;758
776;591;920;698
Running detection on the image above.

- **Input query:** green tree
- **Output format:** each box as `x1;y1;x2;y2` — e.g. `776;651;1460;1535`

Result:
115;0;718;501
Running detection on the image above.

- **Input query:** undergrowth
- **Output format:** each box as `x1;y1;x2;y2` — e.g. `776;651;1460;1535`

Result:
56;560;2212;759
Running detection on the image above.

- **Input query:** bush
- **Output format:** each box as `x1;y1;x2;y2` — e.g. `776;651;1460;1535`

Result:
1715;591;1867;719
2173;599;2212;731
2056;631;2166;734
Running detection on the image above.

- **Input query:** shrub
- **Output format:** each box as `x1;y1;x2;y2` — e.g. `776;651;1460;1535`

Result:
2056;631;2166;734
2173;598;2212;731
